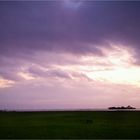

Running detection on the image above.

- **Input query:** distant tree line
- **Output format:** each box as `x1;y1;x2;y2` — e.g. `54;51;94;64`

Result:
108;105;136;110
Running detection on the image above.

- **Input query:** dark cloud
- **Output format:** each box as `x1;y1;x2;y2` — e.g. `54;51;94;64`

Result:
27;65;71;79
26;64;92;81
0;1;140;59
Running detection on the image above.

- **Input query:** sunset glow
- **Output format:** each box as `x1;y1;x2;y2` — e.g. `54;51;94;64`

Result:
0;1;140;110
0;77;15;88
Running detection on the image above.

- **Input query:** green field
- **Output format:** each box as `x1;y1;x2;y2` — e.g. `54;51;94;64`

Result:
0;111;140;139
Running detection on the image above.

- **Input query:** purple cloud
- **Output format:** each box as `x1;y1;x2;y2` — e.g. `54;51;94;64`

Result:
1;1;140;110
1;1;140;58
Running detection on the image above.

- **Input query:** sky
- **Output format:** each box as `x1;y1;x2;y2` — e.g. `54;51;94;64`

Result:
0;1;140;110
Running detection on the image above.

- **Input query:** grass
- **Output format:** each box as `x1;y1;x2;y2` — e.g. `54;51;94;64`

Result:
0;111;140;138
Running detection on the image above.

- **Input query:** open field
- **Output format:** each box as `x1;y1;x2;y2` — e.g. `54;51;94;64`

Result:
0;111;140;139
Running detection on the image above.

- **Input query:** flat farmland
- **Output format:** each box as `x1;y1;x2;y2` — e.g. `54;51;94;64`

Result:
0;111;140;139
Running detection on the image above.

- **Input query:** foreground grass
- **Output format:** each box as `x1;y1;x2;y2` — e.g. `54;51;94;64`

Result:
0;111;140;138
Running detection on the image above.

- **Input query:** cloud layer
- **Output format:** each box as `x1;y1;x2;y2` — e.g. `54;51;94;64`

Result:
0;1;140;110
0;1;140;56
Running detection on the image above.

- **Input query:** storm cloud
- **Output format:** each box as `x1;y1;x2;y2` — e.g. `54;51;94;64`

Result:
0;1;140;57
